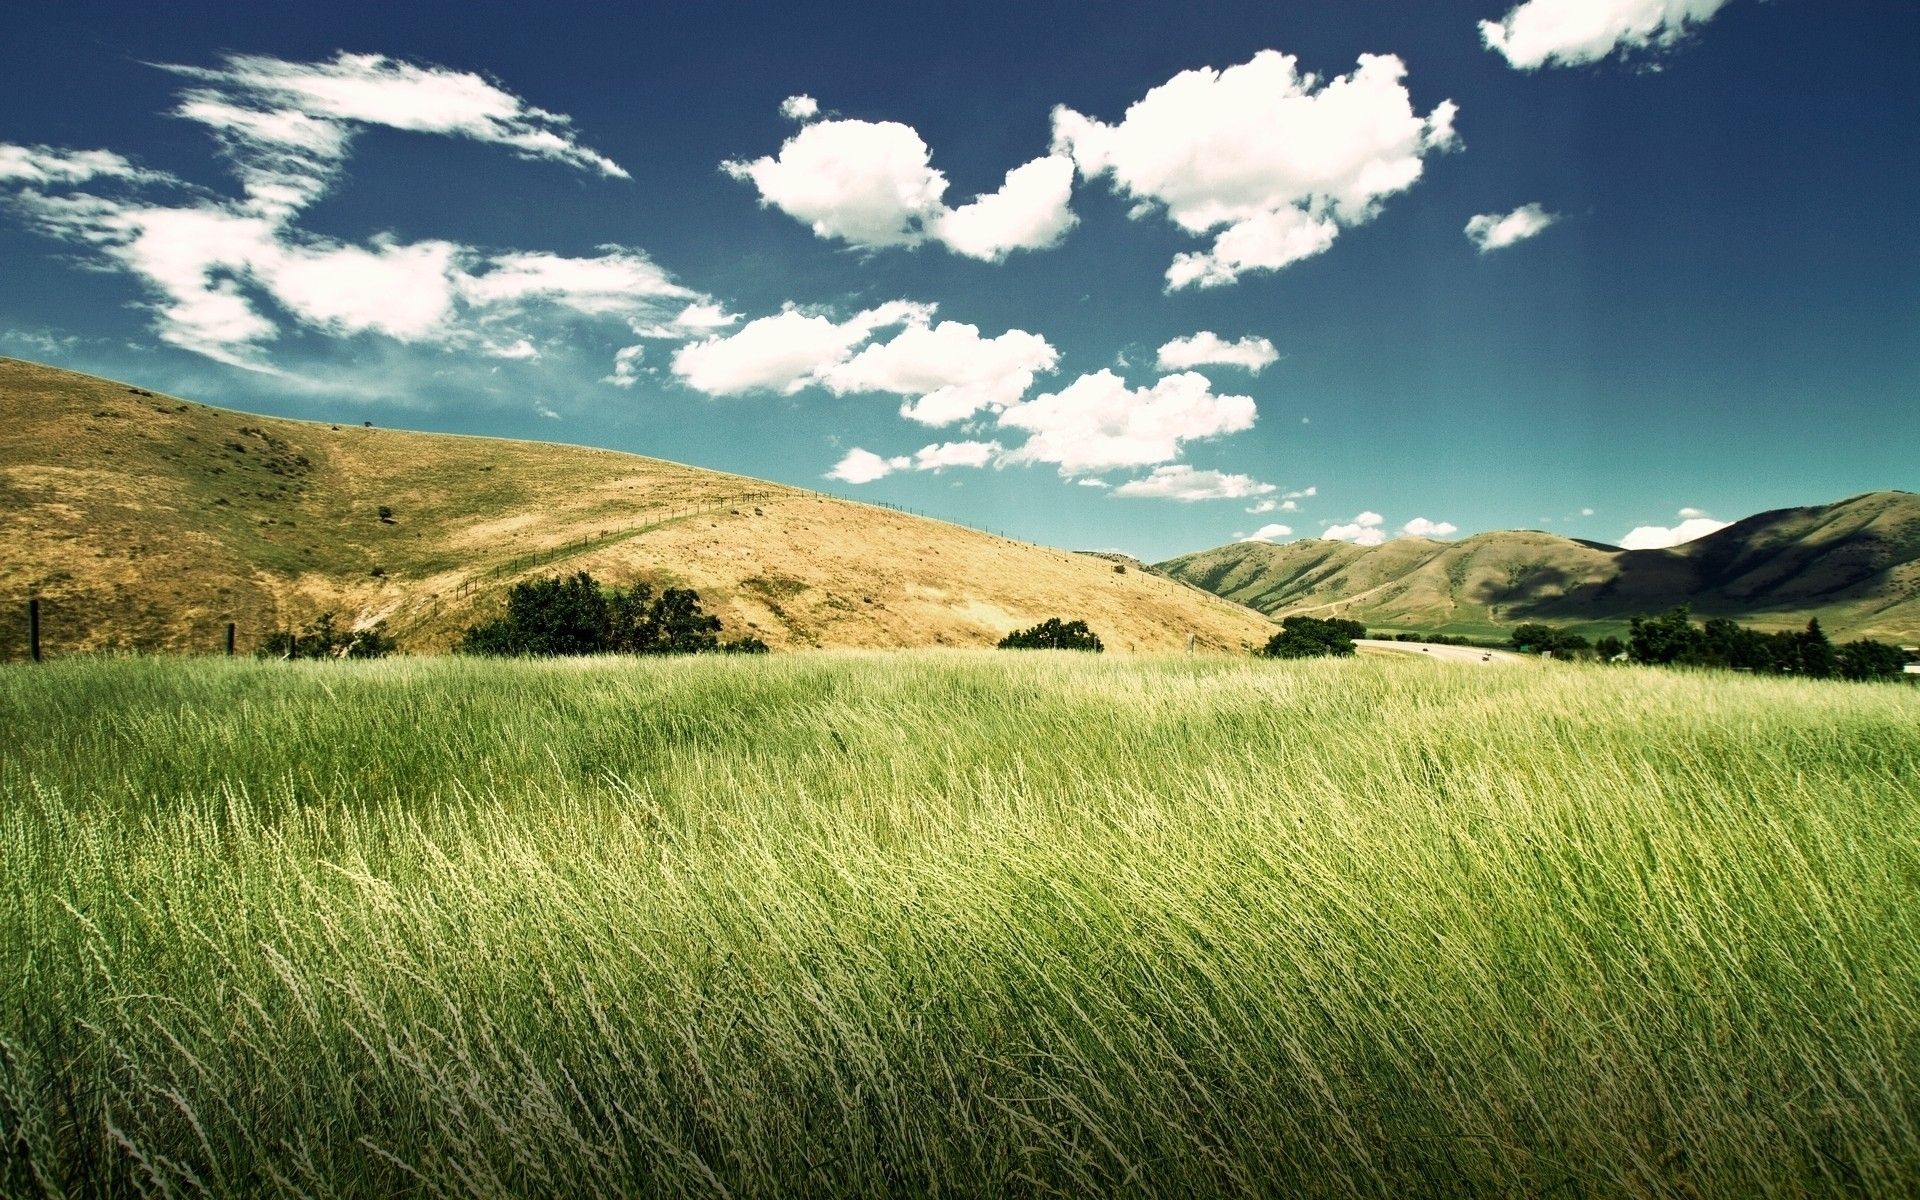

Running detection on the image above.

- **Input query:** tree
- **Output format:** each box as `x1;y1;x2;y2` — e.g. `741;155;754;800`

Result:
1595;635;1625;661
1628;607;1703;665
1510;623;1592;659
1796;618;1837;679
1836;639;1909;682
259;611;398;660
1262;615;1361;659
998;618;1104;652
460;572;751;657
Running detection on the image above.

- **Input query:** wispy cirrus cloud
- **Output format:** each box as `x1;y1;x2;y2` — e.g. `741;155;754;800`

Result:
0;53;718;381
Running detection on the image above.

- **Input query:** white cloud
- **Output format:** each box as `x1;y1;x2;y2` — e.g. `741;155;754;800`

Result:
1581;506;1596;516
457;249;693;318
1399;516;1460;538
1156;331;1280;373
0;56;719;376
821;319;1057;424
827;447;905;484
780;94;820;122
726;105;1075;260
911;440;1003;471
934;155;1078;261
827;439;1004;484
670;301;930;396
164;52;627;209
1052;50;1458;289
0;144;174;188
1620;510;1730;549
1241;523;1295;543
604;344;644;387
1465;203;1558;253
1077;478;1111;488
1246;498;1278;513
1322;511;1387;546
1482;0;1736;69
1112;464;1277;501
999;369;1257;476
724;118;947;249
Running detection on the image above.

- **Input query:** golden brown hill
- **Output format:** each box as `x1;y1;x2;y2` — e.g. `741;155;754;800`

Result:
0;358;1273;659
1158;492;1920;643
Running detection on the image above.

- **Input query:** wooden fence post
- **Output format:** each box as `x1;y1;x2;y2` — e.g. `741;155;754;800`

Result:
28;598;40;663
226;622;236;656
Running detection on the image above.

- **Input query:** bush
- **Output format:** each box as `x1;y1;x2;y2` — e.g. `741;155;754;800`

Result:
998;619;1104;652
460;572;744;657
1262;616;1363;659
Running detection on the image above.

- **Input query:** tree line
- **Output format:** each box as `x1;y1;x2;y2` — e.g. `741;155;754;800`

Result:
1509;607;1911;682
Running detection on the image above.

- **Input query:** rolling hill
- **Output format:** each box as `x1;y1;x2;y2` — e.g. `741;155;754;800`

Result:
1158;491;1920;643
0;357;1274;659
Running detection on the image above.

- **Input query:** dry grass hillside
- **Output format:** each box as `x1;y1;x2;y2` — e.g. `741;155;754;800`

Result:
0;358;1273;658
1159;492;1920;643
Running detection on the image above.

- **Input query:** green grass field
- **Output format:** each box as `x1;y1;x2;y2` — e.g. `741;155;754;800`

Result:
3;652;1918;1198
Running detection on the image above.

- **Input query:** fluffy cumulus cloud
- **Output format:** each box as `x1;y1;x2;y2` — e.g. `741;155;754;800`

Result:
671;302;1057;425
1112;465;1277;501
1052;51;1458;289
1399;516;1459;538
1465;203;1558;252
1156;331;1280;373
0;53;721;379
1619;509;1731;550
1241;523;1295;543
1481;0;1736;70
999;370;1257;476
821;318;1058;424
1322;511;1387;546
779;94;820;122
725;106;1076;261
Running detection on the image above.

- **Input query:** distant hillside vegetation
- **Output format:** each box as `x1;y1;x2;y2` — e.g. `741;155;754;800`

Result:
1157;492;1920;642
0;358;1272;658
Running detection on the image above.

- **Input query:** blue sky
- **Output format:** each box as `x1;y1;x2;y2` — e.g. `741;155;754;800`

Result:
2;0;1914;561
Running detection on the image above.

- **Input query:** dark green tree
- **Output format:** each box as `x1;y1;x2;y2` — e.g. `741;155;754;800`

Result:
1796;618;1837;678
998;618;1105;652
1261;615;1362;659
1594;635;1625;661
1628;607;1703;665
1836;639;1909;682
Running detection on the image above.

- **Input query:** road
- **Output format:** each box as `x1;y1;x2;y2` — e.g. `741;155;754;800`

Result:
1356;639;1527;665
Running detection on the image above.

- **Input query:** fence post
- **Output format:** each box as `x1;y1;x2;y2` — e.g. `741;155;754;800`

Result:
28;598;40;662
226;622;236;657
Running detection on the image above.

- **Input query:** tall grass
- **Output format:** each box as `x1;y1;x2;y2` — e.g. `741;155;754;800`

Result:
2;652;1917;1198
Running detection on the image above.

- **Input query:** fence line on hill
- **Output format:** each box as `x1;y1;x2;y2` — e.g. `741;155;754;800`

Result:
5;486;1039;661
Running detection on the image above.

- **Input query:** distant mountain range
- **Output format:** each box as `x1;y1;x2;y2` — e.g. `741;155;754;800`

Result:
1157;491;1920;643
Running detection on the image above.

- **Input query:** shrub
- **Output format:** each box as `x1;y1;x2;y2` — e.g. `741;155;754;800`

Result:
998;619;1104;652
1262;616;1363;659
460;572;744;657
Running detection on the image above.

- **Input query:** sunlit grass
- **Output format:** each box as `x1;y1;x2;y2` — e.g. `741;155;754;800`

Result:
2;652;1917;1197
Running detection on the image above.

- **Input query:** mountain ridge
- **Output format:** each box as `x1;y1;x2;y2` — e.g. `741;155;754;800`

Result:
1157;491;1920;642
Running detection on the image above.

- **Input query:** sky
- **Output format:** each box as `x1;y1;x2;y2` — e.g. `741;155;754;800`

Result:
1;0;1915;561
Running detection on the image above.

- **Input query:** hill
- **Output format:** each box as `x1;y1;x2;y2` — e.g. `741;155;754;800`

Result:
1158;491;1920;643
0;357;1273;658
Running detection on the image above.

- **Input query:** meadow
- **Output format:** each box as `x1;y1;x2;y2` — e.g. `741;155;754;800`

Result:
2;651;1917;1198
